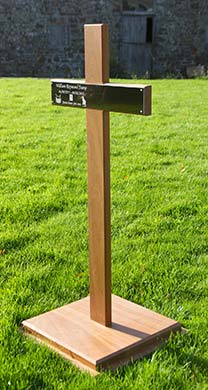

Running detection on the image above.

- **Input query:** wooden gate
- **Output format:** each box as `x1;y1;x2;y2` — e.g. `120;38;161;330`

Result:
120;13;153;78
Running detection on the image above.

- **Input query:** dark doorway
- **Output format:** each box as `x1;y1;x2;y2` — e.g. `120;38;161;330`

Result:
120;3;154;78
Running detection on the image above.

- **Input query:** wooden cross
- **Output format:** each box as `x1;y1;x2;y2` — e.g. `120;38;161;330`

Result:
51;24;151;326
22;24;181;375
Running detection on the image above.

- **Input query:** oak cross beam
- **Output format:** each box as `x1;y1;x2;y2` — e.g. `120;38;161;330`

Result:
51;80;152;116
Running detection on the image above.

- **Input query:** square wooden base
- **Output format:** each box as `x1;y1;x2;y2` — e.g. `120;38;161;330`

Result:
22;295;181;375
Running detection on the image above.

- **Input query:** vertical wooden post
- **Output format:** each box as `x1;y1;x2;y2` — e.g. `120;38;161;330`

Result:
84;24;111;326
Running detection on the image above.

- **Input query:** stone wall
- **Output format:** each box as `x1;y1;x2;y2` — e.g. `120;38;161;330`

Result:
0;0;207;78
153;0;208;77
0;0;121;77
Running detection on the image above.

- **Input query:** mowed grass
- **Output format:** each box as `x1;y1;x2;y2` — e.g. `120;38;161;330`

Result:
0;77;207;389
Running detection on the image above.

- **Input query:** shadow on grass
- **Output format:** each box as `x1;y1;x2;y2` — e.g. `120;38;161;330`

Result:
179;352;208;376
1;234;39;253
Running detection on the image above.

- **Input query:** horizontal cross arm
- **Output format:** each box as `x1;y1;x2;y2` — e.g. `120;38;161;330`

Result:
51;80;152;116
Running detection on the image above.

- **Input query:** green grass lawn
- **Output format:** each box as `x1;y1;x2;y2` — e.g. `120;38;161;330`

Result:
0;78;208;389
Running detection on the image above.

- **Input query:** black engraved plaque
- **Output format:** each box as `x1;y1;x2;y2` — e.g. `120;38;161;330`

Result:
51;80;151;116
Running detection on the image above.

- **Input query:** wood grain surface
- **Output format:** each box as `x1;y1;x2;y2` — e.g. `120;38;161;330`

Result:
84;24;111;326
22;295;181;373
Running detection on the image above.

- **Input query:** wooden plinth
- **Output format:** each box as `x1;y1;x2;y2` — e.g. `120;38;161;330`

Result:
22;295;181;374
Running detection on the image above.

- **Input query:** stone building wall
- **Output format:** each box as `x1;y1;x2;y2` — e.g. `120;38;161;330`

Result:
153;0;208;76
0;0;121;77
0;0;207;78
